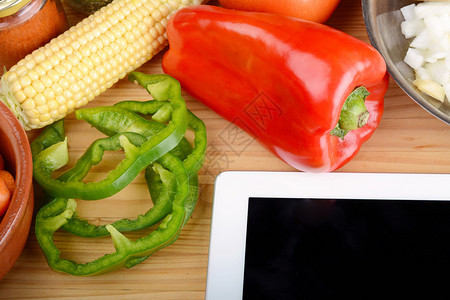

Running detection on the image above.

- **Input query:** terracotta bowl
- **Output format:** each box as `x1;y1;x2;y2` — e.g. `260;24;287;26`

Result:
0;101;34;279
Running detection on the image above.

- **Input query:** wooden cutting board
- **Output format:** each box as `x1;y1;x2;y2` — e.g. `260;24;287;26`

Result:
1;0;450;298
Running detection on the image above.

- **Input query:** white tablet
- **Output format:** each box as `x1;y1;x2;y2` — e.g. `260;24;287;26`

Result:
205;171;450;300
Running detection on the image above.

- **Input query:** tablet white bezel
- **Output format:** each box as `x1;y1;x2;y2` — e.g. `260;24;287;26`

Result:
205;171;450;300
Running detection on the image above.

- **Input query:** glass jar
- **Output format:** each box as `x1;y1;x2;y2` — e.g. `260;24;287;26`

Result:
65;0;113;14
0;0;69;70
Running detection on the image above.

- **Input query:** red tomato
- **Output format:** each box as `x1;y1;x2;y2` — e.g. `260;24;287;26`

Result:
217;0;341;23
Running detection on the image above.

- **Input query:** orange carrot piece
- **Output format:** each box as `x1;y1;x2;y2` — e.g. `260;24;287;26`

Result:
0;170;14;194
0;179;11;217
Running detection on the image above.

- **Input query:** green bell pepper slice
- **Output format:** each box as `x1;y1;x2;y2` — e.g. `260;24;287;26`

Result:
34;72;207;275
35;151;190;276
31;74;189;200
61;80;207;237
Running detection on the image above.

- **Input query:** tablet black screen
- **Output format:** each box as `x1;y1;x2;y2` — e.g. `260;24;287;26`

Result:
243;198;450;299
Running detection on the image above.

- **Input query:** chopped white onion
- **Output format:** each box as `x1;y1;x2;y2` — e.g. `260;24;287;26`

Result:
401;2;450;103
415;67;431;81
404;48;424;69
401;4;417;21
401;19;425;39
424;15;444;39
415;2;450;19
425;60;449;85
410;29;433;50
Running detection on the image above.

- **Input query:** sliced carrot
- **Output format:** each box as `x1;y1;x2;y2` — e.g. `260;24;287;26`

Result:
0;179;11;217
0;154;4;170
0;170;14;194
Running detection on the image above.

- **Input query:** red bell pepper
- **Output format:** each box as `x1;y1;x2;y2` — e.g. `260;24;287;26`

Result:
162;5;389;172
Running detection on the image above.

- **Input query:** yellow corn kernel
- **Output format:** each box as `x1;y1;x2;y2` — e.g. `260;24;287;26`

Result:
23;59;36;70
54;65;67;78
34;65;46;77
41;75;53;88
32;80;45;93
57;104;68;115
36;105;49;114
39;113;51;122
23;86;37;98
50;109;59;119
47;70;60;83
22;99;35;111
58;78;70;90
15;91;27;103
43;88;56;101
51;83;63;96
34;93;47;106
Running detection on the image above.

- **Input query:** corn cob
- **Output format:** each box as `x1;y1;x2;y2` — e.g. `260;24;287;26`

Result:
0;0;205;130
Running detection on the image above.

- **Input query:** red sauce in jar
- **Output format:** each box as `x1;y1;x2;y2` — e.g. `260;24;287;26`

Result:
0;0;69;70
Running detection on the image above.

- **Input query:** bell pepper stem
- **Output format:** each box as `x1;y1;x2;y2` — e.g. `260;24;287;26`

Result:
331;86;370;139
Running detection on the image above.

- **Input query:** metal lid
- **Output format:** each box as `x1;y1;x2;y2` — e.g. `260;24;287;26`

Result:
0;0;33;18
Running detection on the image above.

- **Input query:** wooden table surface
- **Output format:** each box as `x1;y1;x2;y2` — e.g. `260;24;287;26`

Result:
2;0;450;298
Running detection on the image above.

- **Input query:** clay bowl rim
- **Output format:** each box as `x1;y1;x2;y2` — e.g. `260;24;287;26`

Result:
0;101;33;255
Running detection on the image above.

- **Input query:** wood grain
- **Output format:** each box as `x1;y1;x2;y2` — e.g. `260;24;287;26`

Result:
1;0;449;298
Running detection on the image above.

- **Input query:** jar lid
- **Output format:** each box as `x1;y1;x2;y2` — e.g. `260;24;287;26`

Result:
0;0;33;18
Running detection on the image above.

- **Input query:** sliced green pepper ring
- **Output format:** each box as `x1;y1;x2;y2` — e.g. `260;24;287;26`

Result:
114;101;207;224
61;156;178;237
62;107;207;237
114;102;207;177
33;72;208;275
31;74;189;200
35;151;190;276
